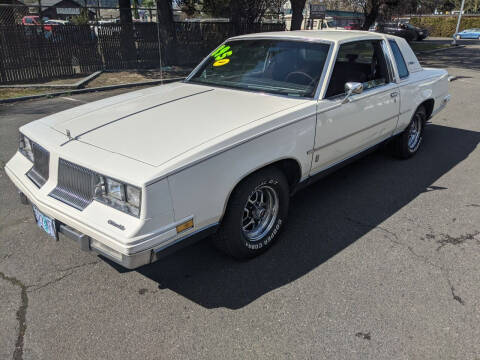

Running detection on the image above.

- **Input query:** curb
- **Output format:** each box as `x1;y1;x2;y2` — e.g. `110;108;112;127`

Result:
0;77;185;104
416;44;465;55
0;70;104;90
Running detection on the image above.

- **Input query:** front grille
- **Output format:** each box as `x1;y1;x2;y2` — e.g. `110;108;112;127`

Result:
26;142;50;188
49;159;97;210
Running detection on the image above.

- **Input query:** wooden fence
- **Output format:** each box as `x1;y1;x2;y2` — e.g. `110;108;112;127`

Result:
0;21;285;84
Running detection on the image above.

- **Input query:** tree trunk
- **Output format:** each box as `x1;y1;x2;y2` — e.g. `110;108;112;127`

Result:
229;0;243;35
156;0;177;65
119;0;132;24
362;0;380;30
118;0;136;69
290;0;307;30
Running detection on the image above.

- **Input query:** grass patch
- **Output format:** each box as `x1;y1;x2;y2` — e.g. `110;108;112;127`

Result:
0;88;52;100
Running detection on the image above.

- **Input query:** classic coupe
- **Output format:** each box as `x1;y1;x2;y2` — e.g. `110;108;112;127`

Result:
6;31;450;269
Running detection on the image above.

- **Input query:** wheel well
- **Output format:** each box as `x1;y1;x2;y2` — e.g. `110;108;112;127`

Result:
420;99;435;119
271;158;302;189
220;159;302;221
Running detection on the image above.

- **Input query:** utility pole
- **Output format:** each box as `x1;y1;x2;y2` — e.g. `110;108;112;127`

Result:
452;0;466;46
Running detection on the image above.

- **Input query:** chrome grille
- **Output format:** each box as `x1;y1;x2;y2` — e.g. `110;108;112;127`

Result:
49;159;97;210
26;142;50;188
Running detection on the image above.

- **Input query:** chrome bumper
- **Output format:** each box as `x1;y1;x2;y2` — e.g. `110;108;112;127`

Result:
18;191;153;269
17;191;217;270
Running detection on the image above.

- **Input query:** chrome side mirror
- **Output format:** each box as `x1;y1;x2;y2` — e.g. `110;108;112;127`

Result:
342;82;363;104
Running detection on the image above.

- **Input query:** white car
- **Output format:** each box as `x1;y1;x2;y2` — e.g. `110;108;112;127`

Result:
6;31;450;269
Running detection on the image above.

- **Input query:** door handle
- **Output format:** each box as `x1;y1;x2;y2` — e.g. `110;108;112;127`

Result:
390;92;399;98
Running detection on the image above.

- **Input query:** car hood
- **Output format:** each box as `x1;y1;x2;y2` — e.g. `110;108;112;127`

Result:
41;82;308;167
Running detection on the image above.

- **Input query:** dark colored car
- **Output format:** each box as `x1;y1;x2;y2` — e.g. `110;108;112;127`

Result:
406;23;429;40
371;22;427;41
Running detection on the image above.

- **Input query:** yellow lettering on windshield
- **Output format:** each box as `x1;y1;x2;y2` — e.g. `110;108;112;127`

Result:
211;45;233;67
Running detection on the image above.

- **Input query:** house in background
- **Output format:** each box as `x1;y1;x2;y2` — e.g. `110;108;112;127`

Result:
40;0;95;21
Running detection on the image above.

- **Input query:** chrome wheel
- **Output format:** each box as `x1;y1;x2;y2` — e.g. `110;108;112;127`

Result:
407;115;422;151
242;185;279;242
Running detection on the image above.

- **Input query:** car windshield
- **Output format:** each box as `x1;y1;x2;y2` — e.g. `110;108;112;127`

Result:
187;39;330;98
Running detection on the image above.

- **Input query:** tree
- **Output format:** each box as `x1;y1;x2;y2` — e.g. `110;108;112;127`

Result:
118;0;133;23
289;0;307;30
441;0;455;11
156;0;177;64
142;0;155;20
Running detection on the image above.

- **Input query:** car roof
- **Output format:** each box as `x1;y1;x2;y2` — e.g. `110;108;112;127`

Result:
229;30;388;43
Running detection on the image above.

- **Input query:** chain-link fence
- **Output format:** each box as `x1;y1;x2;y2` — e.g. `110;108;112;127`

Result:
0;2;285;84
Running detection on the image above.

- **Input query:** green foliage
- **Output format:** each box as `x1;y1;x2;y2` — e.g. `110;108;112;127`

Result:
410;15;480;37
71;8;90;25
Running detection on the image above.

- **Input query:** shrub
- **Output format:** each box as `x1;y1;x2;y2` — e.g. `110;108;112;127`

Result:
410;16;480;37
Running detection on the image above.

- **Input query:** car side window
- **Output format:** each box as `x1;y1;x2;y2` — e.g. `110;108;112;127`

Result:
325;40;390;98
389;40;409;79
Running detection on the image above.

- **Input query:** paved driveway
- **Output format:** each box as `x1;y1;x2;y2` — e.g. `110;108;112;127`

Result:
1;44;479;360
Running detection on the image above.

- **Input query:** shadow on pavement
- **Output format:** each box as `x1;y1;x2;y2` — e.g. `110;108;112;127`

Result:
419;40;480;71
137;124;479;309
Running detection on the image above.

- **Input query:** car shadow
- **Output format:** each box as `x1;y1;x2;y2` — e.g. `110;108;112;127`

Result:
136;124;479;309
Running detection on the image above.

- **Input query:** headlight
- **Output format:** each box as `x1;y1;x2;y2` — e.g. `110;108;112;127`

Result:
19;133;34;162
94;175;141;217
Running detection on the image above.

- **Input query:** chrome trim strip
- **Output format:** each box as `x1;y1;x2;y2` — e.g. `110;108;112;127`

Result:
307;135;392;179
381;39;397;83
430;96;449;118
307;114;397;154
314;43;335;100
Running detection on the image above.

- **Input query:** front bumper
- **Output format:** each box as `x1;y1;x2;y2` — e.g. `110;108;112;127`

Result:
5;153;217;269
16;191;154;269
15;190;218;269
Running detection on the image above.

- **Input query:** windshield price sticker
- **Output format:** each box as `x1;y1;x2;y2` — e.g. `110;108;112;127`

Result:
211;45;233;67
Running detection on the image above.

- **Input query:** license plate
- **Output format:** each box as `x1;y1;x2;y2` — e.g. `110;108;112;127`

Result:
33;205;58;239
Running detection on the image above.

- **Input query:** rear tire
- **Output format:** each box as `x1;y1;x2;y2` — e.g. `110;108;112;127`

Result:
391;106;426;159
213;167;289;259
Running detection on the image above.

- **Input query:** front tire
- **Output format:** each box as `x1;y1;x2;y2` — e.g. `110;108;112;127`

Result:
213;167;289;259
391;106;426;159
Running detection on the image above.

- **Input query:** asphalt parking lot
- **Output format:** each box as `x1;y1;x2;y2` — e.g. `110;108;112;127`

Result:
1;42;479;360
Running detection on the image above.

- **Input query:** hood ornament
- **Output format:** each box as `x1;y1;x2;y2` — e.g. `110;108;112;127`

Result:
66;129;72;140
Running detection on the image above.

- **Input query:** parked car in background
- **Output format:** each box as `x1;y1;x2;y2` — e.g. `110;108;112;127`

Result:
44;19;69;33
6;31;450;269
22;15;52;38
371;22;419;41
406;23;429;40
344;22;362;30
454;28;480;39
22;15;42;25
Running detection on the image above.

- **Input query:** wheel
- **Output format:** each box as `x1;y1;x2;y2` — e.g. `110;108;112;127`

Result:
213;167;289;259
391;106;426;159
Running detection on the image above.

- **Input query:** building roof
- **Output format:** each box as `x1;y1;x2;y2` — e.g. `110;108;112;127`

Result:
231;30;387;43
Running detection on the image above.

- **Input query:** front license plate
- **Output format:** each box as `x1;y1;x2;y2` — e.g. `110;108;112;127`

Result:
33;205;57;239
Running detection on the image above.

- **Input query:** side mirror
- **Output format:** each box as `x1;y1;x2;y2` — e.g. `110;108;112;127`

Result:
342;82;363;104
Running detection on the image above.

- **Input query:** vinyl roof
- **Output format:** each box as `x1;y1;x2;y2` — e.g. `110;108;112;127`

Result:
230;30;388;43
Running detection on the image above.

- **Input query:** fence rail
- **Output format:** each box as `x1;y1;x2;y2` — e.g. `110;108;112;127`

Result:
0;21;285;84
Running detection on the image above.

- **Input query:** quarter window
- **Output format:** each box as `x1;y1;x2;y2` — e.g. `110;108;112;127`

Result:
325;40;390;98
389;40;409;79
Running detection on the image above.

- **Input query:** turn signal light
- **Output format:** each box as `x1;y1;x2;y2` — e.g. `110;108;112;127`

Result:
176;219;194;233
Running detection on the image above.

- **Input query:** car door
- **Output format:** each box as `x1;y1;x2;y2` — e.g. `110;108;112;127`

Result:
310;39;400;175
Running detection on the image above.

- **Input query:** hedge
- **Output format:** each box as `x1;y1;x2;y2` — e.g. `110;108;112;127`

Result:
410;16;480;37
